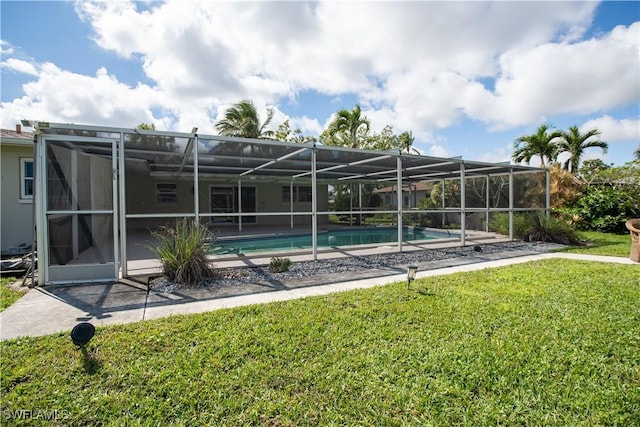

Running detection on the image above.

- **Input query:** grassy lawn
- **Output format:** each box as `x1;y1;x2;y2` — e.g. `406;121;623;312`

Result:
0;277;27;312
560;231;632;257
1;259;638;425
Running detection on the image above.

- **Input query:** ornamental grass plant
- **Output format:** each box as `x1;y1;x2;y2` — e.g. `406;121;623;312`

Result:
148;218;216;285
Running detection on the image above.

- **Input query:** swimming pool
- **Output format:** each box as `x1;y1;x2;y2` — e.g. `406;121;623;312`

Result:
210;227;456;255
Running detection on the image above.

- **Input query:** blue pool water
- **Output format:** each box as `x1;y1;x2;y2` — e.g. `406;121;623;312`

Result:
211;227;456;255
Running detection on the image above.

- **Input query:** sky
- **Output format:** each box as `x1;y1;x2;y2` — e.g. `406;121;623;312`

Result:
1;1;639;166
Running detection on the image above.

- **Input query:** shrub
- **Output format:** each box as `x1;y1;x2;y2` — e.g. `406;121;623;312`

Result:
490;212;582;245
564;185;639;233
489;212;530;239
526;211;583;246
269;257;292;273
149;219;216;285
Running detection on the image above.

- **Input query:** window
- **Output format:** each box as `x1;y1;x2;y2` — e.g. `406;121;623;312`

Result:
282;186;292;203
297;186;312;202
156;183;177;204
282;185;313;203
20;158;33;200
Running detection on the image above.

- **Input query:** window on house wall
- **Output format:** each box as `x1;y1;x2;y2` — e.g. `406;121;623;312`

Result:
20;158;34;201
282;186;292;203
156;183;177;204
297;186;312;202
282;185;313;203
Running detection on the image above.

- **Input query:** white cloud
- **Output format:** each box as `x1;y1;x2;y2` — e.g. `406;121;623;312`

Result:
71;1;602;114
1;58;38;76
0;40;15;55
466;23;640;129
1;63;162;128
293;116;323;136
3;0;636;154
581;115;640;142
475;145;513;164
429;145;450;158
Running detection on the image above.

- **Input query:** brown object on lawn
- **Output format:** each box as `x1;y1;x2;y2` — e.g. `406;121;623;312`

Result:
626;219;640;262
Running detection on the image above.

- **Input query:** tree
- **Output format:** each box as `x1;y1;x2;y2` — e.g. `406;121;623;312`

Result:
136;123;156;131
321;105;370;148
274;119;316;144
635;146;640;160
216;99;274;139
512;123;562;168
398;131;419;154
556;125;608;173
578;159;610;183
365;125;397;151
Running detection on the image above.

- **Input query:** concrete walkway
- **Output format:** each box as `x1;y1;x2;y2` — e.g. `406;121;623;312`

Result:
1;253;636;340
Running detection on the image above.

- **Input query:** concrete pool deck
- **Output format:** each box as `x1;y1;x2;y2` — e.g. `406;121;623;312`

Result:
1;251;636;341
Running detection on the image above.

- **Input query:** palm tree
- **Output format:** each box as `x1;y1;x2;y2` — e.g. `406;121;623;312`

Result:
512;123;562;168
399;131;419;154
324;105;370;148
556;125;608;173
216;99;274;139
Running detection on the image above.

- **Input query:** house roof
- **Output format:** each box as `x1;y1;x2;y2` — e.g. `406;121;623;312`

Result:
1;127;34;146
376;181;433;193
32;122;544;184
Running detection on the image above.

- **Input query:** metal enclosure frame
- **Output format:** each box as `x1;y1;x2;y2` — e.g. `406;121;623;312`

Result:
31;122;547;285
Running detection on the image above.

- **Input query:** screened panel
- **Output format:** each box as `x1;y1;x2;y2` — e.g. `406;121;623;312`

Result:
124;133;195;215
488;175;510;209
47;214;113;266
514;172;546;209
465;212;488;232
46;140;113;212
465;177;488;209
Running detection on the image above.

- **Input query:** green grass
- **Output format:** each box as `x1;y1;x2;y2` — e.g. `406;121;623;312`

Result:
0;277;27;312
561;231;632;257
2;260;639;425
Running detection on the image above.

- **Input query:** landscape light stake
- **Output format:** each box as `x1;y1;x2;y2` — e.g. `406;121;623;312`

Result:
407;264;418;290
70;322;95;349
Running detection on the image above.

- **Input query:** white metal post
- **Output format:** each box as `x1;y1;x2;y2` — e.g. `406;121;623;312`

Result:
441;178;446;228
237;180;242;232
71;150;78;258
119;133;127;278
545;169;551;218
290;181;294;230
359;183;362;226
194;136;199;224
112;138;119;280
509;169;514;240
397;155;403;253
311;148;317;260
36;136;47;284
460;162;466;246
485;175;490;232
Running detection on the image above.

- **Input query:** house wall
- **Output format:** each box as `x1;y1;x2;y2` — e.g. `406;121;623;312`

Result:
381;189;429;208
0;144;34;252
123;164;328;231
243;182;329;226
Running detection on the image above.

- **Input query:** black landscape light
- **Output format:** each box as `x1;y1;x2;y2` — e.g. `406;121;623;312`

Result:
407;264;418;290
70;322;95;348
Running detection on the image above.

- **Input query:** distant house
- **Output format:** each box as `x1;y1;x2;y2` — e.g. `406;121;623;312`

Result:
1;125;34;255
375;181;432;208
